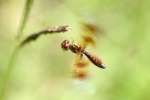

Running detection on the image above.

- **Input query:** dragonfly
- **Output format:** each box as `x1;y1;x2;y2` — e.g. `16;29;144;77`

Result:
61;40;105;69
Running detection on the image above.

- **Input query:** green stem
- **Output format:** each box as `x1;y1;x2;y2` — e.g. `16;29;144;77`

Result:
0;0;33;99
16;0;34;40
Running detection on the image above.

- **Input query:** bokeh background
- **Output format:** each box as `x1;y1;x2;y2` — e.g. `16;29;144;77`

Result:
0;0;150;100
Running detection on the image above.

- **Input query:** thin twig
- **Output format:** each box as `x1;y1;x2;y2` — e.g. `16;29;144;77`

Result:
20;25;70;47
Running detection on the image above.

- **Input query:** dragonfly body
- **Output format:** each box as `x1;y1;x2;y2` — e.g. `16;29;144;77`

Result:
61;40;105;69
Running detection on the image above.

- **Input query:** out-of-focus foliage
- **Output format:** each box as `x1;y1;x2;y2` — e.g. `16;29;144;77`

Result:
0;0;150;100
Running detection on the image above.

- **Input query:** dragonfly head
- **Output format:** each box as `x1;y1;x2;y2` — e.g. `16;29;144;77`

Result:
61;40;70;50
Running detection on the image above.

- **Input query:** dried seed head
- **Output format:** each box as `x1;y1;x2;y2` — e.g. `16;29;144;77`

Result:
20;25;70;47
47;25;71;33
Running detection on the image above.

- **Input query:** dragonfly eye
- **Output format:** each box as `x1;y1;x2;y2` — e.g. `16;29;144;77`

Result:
61;40;70;50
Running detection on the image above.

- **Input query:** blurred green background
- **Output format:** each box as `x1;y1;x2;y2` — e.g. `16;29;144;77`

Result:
0;0;150;100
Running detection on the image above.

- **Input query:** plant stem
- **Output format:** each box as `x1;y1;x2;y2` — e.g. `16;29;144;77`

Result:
20;25;70;47
0;0;34;99
16;0;34;40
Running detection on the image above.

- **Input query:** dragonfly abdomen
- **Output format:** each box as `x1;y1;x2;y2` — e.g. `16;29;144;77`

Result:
83;50;105;69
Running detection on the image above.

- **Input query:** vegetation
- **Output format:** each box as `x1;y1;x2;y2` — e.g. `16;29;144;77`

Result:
0;0;150;100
